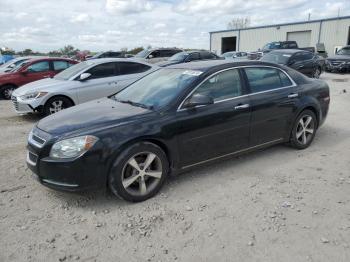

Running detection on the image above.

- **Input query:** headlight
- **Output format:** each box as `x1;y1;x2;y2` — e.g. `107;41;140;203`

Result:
50;135;98;159
20;91;48;100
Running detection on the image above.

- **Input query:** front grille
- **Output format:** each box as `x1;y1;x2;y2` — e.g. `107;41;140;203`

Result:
329;60;345;66
11;96;18;110
27;151;38;165
32;134;46;145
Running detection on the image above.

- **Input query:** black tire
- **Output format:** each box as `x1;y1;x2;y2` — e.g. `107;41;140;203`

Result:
108;142;169;202
1;85;17;100
43;96;73;116
290;110;318;150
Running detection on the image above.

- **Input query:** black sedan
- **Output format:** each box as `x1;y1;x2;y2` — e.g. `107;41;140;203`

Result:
325;45;350;73
27;60;330;202
260;49;324;78
156;50;221;67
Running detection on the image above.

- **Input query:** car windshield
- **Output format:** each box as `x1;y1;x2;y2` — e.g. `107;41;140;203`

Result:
260;52;291;64
263;42;281;50
0;58;24;68
54;61;93;80
113;68;201;109
135;49;150;58
10;60;30;72
337;47;350;55
169;52;188;61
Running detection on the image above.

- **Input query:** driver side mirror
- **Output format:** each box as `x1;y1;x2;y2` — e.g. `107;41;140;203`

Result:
79;73;91;81
288;60;296;66
183;94;214;108
148;54;154;59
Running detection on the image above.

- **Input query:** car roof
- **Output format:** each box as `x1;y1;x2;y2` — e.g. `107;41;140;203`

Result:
26;57;74;63
167;60;284;72
83;58;155;66
269;49;306;54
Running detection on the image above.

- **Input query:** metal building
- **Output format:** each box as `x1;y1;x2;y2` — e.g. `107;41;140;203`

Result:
210;16;350;56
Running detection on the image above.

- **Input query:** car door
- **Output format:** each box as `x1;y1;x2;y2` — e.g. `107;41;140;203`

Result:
115;62;153;91
75;62;119;104
290;52;314;76
176;68;251;167
244;67;299;146
20;61;52;85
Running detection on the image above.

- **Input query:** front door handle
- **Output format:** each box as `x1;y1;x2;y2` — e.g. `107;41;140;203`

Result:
288;93;299;98
234;104;250;110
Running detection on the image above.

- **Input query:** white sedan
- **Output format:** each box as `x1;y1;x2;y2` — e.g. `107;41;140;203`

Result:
11;58;157;115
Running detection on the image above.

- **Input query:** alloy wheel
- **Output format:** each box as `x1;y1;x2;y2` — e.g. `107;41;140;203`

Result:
3;87;15;100
296;115;315;145
49;100;65;114
121;152;163;196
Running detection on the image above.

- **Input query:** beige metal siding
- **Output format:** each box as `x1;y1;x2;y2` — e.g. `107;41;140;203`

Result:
287;31;312;47
210;17;350;56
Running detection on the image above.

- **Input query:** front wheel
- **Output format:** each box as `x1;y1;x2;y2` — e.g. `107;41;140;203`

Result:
108;142;169;202
290;110;317;149
43;96;73;116
1;85;17;100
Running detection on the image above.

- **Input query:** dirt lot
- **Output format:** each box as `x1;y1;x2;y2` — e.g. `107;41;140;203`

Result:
0;73;349;262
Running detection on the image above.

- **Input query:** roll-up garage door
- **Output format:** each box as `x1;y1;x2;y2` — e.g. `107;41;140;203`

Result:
287;31;311;47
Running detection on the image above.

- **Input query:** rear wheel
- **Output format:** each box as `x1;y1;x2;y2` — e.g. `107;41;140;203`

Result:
1;85;17;100
108;142;169;202
43;96;73;116
312;67;321;79
290;110;317;149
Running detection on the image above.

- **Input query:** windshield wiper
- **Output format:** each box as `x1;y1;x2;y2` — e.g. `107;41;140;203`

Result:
115;99;153;110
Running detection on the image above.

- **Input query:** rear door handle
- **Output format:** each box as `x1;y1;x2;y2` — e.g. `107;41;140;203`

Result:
234;104;250;110
288;93;299;98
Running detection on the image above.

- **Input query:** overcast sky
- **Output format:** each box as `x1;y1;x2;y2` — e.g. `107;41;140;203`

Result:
1;0;349;52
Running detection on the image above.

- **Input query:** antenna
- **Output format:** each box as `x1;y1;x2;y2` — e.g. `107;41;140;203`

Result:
308;13;311;21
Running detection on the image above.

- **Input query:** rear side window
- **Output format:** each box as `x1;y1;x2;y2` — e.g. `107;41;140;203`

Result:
118;62;151;75
193;69;242;102
187;53;200;61
87;62;116;79
109;52;122;58
53;61;70;71
27;61;50;72
245;67;292;93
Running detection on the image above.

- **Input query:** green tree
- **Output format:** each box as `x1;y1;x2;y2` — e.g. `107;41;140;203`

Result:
128;47;144;55
22;49;34;56
59;45;79;56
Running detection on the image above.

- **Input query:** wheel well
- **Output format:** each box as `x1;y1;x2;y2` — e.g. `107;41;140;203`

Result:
1;83;18;89
45;95;75;106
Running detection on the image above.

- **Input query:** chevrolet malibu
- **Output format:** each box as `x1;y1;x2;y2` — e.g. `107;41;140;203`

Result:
11;58;156;115
27;60;330;202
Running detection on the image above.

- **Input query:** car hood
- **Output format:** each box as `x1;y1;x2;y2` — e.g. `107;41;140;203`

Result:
12;78;67;96
156;60;181;67
327;54;350;61
37;97;153;135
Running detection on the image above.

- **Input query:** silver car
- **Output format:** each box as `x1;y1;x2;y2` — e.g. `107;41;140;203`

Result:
11;58;157;116
221;51;248;60
134;48;182;63
0;56;40;73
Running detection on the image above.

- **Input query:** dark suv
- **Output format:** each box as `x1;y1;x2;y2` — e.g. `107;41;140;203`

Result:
156;50;221;67
134;48;182;63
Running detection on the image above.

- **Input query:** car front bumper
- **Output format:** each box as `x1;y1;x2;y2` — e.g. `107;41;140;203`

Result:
26;128;107;191
11;95;45;114
325;61;350;72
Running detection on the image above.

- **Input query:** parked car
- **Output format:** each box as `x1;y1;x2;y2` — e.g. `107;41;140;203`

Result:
0;57;77;100
134;48;182;63
87;51;126;60
11;58;157;115
26;60;330;202
249;41;315;60
260;49;324;78
156;50;221;67
325;45;350;73
221;51;247;60
0;57;37;73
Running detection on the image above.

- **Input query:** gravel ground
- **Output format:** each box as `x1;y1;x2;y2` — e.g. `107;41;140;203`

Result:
0;72;349;262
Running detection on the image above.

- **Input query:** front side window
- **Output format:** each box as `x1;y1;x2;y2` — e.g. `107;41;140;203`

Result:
53;61;70;71
150;51;160;58
118;62;151;75
26;61;50;72
192;69;242;102
87;62;116;79
245;67;292;93
187;53;200;61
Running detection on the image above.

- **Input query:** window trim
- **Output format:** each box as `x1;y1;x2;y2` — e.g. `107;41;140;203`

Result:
177;65;296;112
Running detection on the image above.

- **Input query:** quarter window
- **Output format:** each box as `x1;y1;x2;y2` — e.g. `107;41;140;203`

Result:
118;62;151;75
192;69;242;102
87;62;116;79
27;61;50;72
245;67;292;93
